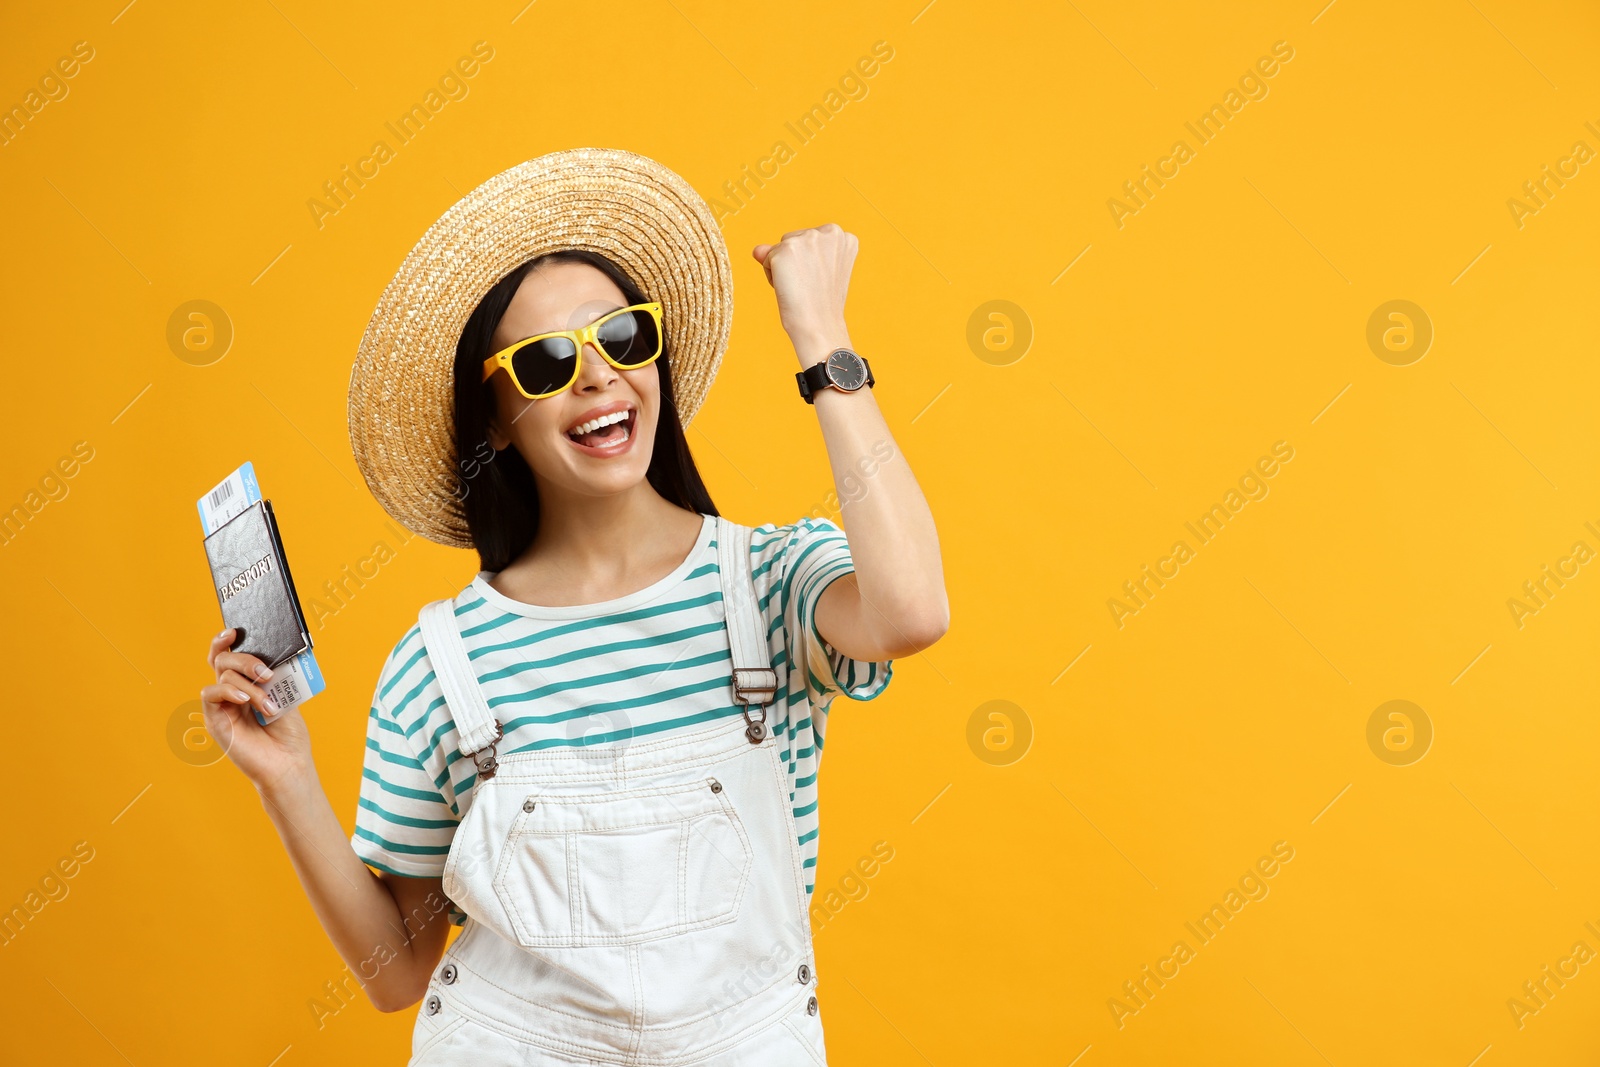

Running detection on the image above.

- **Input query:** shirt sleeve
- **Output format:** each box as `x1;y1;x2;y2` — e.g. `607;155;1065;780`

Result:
349;686;460;879
774;515;894;710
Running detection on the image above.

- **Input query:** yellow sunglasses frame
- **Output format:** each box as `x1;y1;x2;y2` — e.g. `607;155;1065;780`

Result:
481;301;664;400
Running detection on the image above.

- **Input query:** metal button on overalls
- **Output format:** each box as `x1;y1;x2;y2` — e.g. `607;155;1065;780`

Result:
408;517;829;1066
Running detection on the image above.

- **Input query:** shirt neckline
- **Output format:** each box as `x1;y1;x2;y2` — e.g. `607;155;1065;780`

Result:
468;512;715;620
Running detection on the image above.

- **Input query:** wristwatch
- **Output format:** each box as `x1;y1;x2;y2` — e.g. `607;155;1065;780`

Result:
796;348;874;404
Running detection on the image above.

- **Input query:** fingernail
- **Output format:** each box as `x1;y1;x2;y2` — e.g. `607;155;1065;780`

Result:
218;629;230;639
264;695;279;712
255;664;274;681
234;689;249;702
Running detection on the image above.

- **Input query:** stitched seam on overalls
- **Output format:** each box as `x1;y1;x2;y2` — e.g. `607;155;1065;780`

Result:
483;748;743;786
762;742;810;915
781;1014;828;1067
627;943;645;1065
496;913;746;948
500;806;735;834
677;818;689;931
441;931;816;1064
455;959;773;1039
455;962;637;1036
444;998;638;1065
567;830;581;939
481;725;753;784
504;781;727;806
443;982;805;1067
412;1013;466;1060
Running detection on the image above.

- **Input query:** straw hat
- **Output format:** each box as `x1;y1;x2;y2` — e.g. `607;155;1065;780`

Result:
347;146;734;549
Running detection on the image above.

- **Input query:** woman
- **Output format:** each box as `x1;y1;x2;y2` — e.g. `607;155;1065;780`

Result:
199;148;947;1064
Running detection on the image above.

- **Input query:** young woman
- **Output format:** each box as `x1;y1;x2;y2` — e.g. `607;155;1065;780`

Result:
199;148;947;1065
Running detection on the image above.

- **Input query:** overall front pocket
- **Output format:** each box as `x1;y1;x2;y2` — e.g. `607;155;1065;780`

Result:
491;776;753;948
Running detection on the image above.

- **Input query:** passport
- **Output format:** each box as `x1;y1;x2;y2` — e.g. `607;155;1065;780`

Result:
197;462;325;725
203;499;311;670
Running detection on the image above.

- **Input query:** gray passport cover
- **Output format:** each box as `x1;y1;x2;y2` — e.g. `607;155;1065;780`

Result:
203;499;311;669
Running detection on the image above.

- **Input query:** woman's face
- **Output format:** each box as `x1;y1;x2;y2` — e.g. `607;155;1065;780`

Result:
485;261;661;498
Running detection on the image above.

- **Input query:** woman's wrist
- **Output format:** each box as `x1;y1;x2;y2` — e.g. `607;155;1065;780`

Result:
791;322;853;367
257;762;324;813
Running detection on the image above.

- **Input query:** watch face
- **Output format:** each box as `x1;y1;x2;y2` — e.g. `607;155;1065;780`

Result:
825;350;867;390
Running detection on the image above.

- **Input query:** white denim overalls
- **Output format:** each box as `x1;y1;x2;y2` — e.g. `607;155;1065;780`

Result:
406;517;829;1065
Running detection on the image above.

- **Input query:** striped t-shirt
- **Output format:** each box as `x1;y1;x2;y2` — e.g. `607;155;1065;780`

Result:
350;513;892;924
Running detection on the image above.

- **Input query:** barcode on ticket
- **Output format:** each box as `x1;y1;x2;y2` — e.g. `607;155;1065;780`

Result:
196;462;262;535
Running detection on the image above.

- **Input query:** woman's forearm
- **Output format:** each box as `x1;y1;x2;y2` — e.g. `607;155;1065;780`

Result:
257;770;442;1012
795;329;949;656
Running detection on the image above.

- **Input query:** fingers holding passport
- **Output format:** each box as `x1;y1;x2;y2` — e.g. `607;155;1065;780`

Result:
205;627;233;669
206;627;278;718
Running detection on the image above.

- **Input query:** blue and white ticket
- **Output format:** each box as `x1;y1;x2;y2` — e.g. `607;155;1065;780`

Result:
198;461;325;725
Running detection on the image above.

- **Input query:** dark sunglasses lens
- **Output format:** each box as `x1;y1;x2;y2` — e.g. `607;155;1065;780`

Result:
597;309;660;366
509;337;578;395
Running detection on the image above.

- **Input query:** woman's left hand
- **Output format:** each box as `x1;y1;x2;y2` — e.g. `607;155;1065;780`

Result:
751;224;858;360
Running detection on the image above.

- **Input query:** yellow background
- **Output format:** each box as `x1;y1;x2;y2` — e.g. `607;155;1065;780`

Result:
2;0;1597;1063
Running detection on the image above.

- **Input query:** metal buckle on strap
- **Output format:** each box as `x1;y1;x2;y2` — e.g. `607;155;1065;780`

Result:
470;719;503;781
732;669;777;744
731;667;778;706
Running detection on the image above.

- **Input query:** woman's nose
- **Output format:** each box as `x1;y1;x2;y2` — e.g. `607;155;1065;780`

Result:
572;343;617;390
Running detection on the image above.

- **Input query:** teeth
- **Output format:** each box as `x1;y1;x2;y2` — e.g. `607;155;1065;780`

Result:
568;409;630;437
574;421;630;448
568;416;632;448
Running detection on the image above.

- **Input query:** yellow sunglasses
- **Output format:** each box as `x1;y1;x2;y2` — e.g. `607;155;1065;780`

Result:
481;301;664;400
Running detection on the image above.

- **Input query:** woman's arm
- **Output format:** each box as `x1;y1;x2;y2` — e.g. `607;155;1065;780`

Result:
801;342;947;663
752;225;950;663
202;629;450;1013
259;770;453;1012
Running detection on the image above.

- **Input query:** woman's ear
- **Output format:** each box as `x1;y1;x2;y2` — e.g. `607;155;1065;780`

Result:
486;409;509;451
485;389;513;451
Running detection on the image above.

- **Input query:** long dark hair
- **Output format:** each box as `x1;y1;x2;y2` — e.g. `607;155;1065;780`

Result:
452;249;718;573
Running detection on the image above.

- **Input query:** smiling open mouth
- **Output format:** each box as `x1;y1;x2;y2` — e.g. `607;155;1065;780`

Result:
565;408;635;450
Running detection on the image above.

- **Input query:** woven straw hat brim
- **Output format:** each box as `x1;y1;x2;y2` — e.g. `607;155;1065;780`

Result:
347;147;733;549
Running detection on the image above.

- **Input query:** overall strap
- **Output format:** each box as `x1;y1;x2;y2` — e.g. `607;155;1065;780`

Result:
418;598;504;779
715;516;778;743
